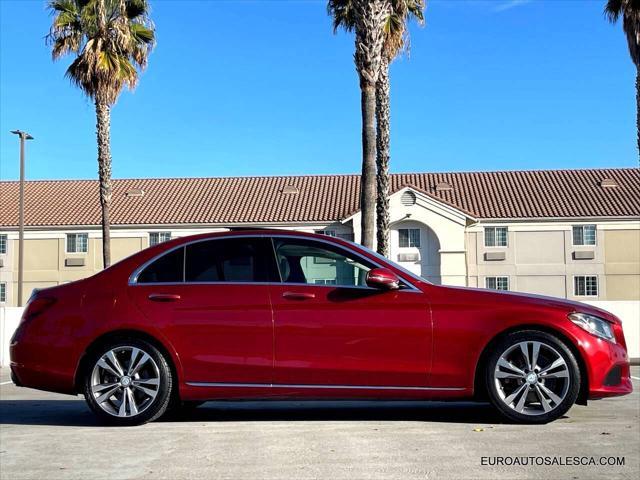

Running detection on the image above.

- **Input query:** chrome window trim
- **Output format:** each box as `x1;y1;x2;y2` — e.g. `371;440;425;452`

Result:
128;233;421;292
185;381;464;391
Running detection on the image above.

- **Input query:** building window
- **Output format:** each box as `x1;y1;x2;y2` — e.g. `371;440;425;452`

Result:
0;234;6;254
0;282;6;303
66;233;88;253
314;229;337;237
399;228;421;248
150;232;172;246
485;227;508;247
572;225;596;246
574;276;598;297
485;276;509;291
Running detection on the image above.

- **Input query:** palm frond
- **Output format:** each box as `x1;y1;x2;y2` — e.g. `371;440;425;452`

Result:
328;0;426;60
605;0;640;67
48;0;155;103
327;0;356;33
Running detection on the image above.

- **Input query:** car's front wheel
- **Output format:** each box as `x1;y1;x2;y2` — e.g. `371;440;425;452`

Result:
485;330;581;424
83;338;174;426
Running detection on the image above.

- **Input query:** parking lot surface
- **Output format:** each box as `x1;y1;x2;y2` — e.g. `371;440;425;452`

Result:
1;367;638;480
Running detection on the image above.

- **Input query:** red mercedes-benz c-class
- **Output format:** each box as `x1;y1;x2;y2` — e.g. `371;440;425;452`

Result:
10;230;632;425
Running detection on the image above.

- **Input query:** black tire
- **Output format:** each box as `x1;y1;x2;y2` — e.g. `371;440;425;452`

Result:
485;330;581;424
83;337;174;426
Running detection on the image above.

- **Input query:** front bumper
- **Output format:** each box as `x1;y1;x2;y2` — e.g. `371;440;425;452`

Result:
583;335;633;399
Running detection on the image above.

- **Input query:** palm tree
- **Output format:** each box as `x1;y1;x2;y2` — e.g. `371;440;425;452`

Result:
605;0;640;159
376;0;424;257
328;0;423;254
47;0;155;267
329;0;390;249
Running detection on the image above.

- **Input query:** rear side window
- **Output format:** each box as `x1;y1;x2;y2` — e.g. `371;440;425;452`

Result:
137;247;184;283
185;238;273;283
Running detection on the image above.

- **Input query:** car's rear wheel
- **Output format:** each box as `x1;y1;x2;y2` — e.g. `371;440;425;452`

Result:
83;338;173;426
485;330;581;424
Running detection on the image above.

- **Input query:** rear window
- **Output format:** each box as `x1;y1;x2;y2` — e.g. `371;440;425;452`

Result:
185;238;272;283
137;247;184;283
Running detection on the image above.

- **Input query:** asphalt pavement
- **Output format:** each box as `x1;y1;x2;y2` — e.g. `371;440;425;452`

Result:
1;367;638;480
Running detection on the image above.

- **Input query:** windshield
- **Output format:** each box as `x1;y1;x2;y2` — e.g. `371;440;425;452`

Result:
356;244;430;285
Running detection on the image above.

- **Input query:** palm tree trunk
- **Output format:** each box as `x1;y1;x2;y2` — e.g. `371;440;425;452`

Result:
95;100;112;268
360;84;377;249
353;0;388;249
375;56;391;257
636;68;639;162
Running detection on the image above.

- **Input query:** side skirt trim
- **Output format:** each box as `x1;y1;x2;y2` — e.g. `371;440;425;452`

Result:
185;382;465;391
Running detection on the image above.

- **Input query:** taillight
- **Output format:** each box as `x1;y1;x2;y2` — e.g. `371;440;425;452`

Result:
21;296;57;324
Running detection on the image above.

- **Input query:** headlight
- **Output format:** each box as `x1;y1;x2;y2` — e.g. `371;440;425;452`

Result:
569;312;616;343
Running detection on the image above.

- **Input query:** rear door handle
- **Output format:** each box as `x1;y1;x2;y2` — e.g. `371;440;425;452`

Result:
282;291;315;300
148;293;181;302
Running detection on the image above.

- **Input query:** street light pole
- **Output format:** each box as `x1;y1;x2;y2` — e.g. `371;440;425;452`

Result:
10;130;33;307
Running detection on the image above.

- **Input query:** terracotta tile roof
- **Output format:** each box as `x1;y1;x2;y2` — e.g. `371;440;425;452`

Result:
0;168;638;228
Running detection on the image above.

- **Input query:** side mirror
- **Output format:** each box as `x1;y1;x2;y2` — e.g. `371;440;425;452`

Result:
366;268;400;290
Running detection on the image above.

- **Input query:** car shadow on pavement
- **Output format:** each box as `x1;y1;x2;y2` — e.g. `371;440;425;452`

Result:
0;399;515;427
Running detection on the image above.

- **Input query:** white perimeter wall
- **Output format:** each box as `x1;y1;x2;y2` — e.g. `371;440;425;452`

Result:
1;301;638;367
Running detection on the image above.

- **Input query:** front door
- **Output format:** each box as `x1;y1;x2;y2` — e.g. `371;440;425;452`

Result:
269;237;432;388
128;237;276;384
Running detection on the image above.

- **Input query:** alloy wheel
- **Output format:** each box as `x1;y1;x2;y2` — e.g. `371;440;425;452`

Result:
90;346;161;418
493;341;570;416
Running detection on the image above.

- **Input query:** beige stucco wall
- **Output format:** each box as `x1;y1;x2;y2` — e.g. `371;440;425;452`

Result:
466;224;613;300
515;231;565;265
604;230;640;300
515;275;566;297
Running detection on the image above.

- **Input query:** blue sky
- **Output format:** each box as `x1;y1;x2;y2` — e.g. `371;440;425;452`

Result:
0;0;637;181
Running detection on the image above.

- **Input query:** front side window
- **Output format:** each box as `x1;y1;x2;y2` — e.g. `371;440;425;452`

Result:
0;282;6;303
185;238;272;283
572;225;596;246
485;276;509;291
150;232;172;246
273;238;372;287
66;233;88;253
399;228;421;248
485;227;508;247
0;234;7;254
574;276;598;296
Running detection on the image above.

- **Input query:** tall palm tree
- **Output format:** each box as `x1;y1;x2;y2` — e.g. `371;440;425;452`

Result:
605;0;640;159
47;0;155;267
376;0;424;257
329;0;390;249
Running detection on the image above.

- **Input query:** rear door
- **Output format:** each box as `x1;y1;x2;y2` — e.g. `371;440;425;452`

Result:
268;237;432;388
128;236;276;384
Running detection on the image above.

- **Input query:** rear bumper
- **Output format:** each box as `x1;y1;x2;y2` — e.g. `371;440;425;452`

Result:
10;329;78;395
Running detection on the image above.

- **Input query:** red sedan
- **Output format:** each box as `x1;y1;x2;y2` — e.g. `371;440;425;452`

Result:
10;230;632;425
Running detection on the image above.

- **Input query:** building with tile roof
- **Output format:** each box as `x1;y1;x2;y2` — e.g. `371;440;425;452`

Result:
0;167;639;307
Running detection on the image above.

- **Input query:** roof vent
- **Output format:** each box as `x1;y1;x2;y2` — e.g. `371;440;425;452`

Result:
599;178;618;188
125;188;145;197
435;181;454;192
401;190;417;206
280;185;299;195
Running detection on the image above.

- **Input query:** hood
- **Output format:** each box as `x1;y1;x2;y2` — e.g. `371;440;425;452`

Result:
437;285;621;324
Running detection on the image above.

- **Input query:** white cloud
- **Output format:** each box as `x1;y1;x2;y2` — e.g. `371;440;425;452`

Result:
494;0;532;12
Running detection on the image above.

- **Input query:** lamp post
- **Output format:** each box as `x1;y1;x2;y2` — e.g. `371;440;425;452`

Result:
10;130;33;307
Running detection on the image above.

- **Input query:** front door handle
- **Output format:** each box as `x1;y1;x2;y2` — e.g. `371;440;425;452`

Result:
148;293;181;302
282;291;316;300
